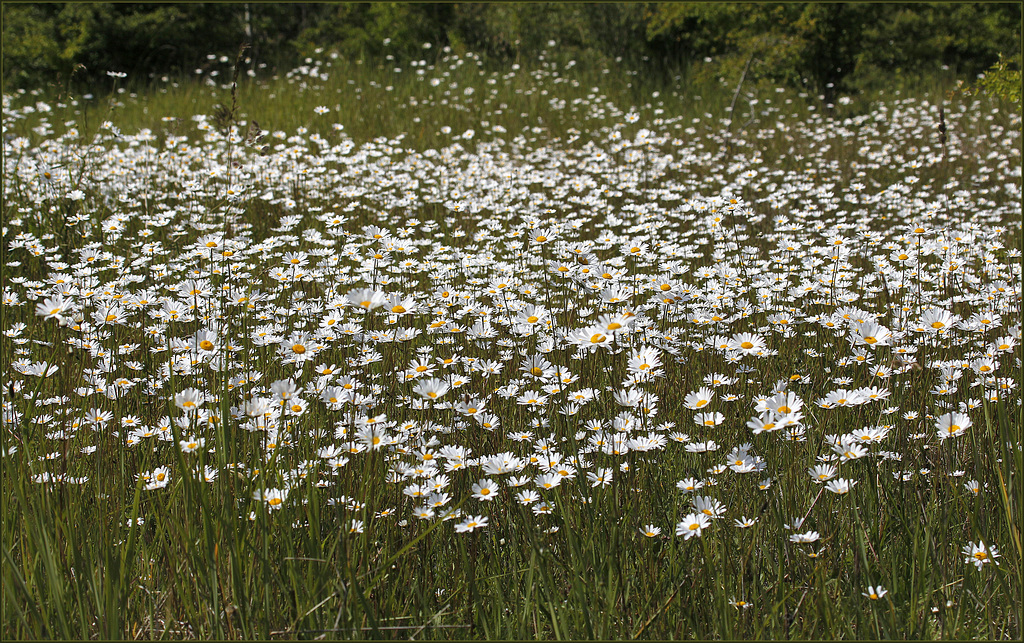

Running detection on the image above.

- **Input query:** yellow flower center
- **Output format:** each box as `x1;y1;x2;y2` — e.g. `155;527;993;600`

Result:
931;321;945;329
527;315;539;323
199;340;214;351
741;341;753;349
292;344;306;354
391;305;406;313
590;334;607;344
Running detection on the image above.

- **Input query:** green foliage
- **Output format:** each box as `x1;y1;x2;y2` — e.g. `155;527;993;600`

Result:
2;5;62;86
646;2;1021;98
290;3;456;63
445;3;658;69
850;3;1022;93
5;3;1019;96
2;4;249;89
647;3;859;95
958;54;1022;107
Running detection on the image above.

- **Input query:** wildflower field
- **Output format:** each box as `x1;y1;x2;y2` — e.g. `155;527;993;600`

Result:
2;48;1022;639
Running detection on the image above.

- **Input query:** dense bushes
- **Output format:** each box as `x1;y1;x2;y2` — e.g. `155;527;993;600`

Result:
3;2;1020;97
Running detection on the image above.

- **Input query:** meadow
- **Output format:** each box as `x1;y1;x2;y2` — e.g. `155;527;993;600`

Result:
2;46;1022;639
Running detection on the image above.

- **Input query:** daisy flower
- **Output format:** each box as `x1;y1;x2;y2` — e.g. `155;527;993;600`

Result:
935;412;972;441
633;525;660;541
676;512;711;540
962;540;1000;569
684;387;715;410
862;585;888;600
455;515;488;533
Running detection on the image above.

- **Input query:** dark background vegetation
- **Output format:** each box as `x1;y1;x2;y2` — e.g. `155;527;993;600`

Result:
2;2;1021;98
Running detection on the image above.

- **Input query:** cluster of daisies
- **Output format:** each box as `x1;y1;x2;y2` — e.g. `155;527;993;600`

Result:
2;62;1020;594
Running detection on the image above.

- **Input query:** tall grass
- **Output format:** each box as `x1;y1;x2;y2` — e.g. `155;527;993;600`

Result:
2;45;1021;639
